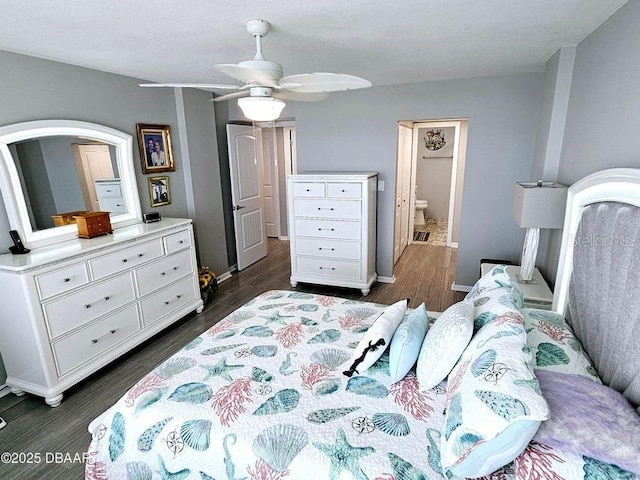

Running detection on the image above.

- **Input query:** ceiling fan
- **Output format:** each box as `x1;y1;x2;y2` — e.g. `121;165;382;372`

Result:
140;19;372;121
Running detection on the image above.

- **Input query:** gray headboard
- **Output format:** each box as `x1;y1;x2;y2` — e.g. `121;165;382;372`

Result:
568;201;640;407
552;169;640;409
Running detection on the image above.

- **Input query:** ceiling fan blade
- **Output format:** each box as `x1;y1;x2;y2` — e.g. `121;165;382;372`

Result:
214;63;279;88
139;83;240;90
279;73;372;93
212;91;250;102
273;91;329;102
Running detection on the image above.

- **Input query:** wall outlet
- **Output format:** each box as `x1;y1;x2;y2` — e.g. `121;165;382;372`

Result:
377;180;385;191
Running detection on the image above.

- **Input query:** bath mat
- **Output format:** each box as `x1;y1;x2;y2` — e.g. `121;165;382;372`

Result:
413;231;430;242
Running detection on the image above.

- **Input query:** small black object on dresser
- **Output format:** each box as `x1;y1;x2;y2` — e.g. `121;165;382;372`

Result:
143;212;161;223
8;230;30;254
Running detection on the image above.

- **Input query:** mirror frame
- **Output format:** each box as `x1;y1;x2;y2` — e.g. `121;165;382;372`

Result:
0;120;142;249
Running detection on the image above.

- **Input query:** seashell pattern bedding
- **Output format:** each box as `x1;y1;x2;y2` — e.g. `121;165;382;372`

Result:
86;291;634;479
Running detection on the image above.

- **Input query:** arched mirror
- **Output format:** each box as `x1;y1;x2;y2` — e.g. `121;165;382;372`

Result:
0;120;142;249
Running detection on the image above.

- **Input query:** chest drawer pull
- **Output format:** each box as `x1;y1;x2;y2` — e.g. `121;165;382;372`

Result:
160;266;180;276
164;294;183;305
317;207;335;211
62;277;71;283
318;266;336;271
85;296;111;309
91;329;118;344
318;247;335;251
318;228;335;232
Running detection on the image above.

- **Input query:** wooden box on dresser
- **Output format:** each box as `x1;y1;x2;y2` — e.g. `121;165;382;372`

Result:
287;172;377;295
0;218;204;407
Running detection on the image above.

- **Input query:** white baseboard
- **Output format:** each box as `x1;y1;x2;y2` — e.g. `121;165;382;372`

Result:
217;271;233;283
377;275;396;284
452;282;472;292
0;384;10;399
450;242;459;248
278;236;289;241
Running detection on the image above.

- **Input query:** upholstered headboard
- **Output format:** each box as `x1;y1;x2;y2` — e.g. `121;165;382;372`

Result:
553;169;640;407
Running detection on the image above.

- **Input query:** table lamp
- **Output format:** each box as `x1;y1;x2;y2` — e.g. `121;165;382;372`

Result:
513;180;568;282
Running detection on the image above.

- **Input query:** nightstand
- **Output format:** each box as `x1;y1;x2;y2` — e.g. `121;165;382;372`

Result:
480;263;553;310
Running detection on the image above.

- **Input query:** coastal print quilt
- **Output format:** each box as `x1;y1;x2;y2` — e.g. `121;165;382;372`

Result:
86;292;636;480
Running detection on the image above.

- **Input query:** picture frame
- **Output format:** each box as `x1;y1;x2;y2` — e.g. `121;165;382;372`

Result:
148;176;171;207
136;123;175;173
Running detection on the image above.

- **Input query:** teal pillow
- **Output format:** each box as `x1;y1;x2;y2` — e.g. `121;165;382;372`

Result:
388;303;429;383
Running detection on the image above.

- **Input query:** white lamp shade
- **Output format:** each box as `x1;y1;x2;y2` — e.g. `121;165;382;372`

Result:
237;97;286;122
513;181;568;229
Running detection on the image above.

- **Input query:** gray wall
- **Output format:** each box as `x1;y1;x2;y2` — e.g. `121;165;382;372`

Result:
15;140;55;229
41;137;87;214
180;88;229;274
541;0;640;282
0;50;229;385
230;74;544;286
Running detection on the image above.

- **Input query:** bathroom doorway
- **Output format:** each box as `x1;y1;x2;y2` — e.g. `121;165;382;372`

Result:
393;119;468;264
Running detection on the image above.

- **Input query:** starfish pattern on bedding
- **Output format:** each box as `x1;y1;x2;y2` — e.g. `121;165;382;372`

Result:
261;311;294;325
200;357;244;382
313;428;375;480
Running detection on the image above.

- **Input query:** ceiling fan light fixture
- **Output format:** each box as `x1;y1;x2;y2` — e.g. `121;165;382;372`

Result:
237;96;285;121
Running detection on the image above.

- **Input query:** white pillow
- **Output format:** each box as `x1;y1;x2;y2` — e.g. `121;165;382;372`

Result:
416;301;473;390
343;299;408;377
441;308;549;478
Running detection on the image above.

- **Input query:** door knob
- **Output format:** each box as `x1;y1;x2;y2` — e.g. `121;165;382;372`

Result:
232;205;246;211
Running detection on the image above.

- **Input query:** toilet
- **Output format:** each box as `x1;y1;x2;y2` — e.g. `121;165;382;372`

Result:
414;199;429;226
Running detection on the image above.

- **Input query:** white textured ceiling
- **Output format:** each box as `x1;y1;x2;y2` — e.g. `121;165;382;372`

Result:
0;0;627;88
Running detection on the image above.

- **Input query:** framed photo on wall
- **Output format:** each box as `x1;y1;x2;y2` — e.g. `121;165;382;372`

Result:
136;123;175;173
148;176;171;207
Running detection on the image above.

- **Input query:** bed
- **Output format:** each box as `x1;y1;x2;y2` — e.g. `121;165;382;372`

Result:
86;168;640;480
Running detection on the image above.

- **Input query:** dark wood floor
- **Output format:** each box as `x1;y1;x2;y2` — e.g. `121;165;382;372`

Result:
0;239;462;479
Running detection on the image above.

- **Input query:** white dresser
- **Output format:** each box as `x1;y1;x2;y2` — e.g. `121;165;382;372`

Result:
0;218;203;406
287;173;377;295
95;178;127;214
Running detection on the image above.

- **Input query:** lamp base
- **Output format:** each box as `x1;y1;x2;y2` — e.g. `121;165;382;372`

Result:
516;273;537;285
520;227;540;282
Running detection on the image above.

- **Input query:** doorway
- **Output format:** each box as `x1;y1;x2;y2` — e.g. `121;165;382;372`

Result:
393;119;468;268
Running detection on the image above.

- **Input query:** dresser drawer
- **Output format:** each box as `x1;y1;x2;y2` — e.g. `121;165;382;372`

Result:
140;276;198;327
327;182;362;198
294;199;362;219
295;257;362;280
52;304;140;376
292;182;325;197
44;272;136;339
89;238;164;280
295;237;361;260
96;182;122;198
164;229;192;254
135;249;194;297
35;262;89;300
99;197;127;214
294;218;361;240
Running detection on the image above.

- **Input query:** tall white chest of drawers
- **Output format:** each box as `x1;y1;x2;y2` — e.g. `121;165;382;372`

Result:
287;173;377;295
0;218;203;406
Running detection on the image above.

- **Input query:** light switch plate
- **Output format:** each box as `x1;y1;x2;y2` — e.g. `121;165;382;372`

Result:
377;180;385;191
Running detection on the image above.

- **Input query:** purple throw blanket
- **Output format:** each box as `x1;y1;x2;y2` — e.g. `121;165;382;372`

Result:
534;370;640;475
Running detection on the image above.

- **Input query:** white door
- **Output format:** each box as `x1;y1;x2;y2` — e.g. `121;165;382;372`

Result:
73;144;115;211
261;128;280;237
400;125;413;252
394;126;404;264
394;124;413;263
227;124;268;270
